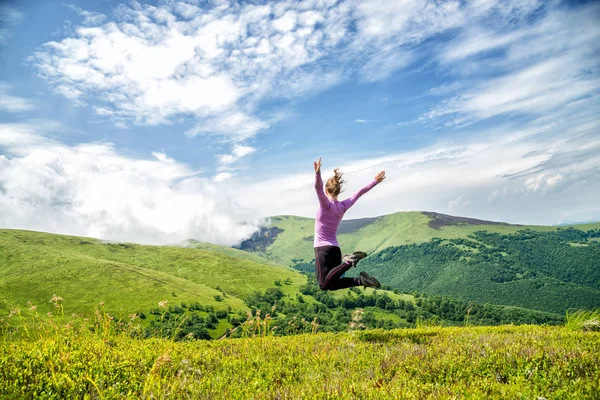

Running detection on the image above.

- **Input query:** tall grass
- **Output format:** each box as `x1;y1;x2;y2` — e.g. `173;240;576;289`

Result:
2;298;599;399
565;308;600;331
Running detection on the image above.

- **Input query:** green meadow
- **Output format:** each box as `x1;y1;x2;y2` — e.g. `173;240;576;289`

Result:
1;313;598;399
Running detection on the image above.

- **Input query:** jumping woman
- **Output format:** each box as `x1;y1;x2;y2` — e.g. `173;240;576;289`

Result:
313;157;385;291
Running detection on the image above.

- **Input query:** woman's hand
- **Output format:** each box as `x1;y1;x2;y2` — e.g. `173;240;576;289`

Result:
314;157;322;173
374;171;386;183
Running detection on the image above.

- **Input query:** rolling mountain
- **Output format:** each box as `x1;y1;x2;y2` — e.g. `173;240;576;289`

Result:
1;226;564;340
238;212;600;313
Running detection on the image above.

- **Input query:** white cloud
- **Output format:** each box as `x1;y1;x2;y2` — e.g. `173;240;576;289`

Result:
0;6;23;45
151;151;175;163
447;195;469;210
217;144;256;165
236;111;600;226
31;0;548;141
213;172;233;182
31;1;346;138
426;82;463;96
0;84;34;112
354;119;367;123
67;5;106;26
213;143;256;180
186;111;268;141
423;3;600;127
0;123;263;246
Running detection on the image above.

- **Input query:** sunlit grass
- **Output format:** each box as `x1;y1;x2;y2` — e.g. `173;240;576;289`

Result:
565;308;600;331
1;300;598;399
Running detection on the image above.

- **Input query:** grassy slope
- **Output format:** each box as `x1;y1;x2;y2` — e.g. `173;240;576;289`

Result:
2;324;598;399
0;229;305;319
0;229;420;337
181;240;282;266
260;212;600;266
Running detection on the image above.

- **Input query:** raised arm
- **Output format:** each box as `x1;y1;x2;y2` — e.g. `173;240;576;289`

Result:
314;158;330;210
341;171;386;210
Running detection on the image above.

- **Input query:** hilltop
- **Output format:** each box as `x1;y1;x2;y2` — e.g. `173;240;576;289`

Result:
238;211;600;265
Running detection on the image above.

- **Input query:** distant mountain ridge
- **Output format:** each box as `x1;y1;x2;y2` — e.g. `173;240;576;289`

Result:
237;211;600;314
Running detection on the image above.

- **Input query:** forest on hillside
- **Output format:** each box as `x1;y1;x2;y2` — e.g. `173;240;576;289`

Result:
131;277;563;341
358;228;600;313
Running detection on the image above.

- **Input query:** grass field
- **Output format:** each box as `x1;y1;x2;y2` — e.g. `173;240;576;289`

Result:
1;316;598;399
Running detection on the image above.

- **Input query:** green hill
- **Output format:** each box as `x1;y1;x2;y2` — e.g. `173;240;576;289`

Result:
238;211;587;266
1;228;566;341
237;212;600;314
0;229;304;320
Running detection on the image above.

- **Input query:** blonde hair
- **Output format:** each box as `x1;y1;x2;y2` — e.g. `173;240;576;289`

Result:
326;168;345;197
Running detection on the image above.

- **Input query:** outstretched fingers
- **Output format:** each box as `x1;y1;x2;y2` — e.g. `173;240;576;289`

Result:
375;171;386;183
314;157;322;173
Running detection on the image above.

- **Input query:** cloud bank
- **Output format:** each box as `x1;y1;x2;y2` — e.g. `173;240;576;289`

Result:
0;123;262;245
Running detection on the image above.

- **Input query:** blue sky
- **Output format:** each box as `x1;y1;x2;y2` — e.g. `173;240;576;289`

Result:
0;0;599;245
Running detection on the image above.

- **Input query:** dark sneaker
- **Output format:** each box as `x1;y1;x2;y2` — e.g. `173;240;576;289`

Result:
343;251;367;266
358;271;381;289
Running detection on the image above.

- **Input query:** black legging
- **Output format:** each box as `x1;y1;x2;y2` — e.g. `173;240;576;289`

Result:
314;245;359;290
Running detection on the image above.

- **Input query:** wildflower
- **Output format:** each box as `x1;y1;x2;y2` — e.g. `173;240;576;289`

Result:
129;313;138;320
49;294;63;303
8;308;20;318
99;302;105;307
156;354;172;365
30;305;37;311
158;300;168;309
47;312;53;318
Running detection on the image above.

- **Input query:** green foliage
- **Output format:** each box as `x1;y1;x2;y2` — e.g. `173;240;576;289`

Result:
239;279;562;336
361;228;600;314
